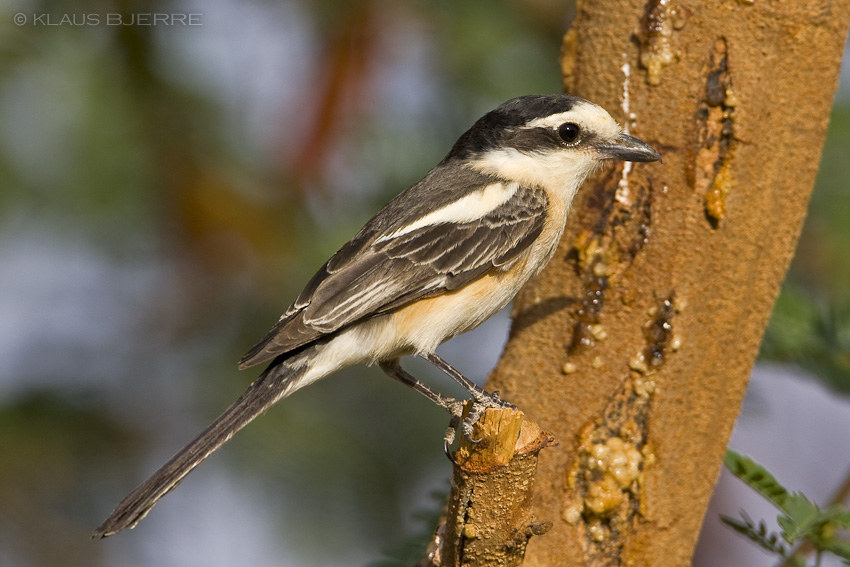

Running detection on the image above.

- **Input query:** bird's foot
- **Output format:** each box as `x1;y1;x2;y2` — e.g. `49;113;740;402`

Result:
461;390;515;443
479;389;516;410
443;391;517;459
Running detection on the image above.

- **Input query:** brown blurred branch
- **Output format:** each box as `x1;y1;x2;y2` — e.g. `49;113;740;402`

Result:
288;5;377;186
420;408;555;567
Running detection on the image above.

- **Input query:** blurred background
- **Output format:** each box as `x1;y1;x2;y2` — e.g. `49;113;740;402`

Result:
0;1;846;566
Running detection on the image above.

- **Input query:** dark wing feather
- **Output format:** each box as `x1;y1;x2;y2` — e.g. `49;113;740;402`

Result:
239;173;548;369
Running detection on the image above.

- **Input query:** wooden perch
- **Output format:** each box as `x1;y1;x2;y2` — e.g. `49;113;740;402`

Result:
421;407;555;567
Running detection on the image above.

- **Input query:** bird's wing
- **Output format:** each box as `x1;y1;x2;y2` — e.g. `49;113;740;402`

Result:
239;175;548;369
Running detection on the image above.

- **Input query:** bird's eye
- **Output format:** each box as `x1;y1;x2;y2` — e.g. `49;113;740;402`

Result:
558;122;580;143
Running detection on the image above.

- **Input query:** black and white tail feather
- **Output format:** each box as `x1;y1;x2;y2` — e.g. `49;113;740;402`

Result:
94;94;660;538
95;351;312;536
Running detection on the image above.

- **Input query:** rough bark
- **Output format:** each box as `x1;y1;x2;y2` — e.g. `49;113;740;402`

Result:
485;2;850;566
421;408;554;567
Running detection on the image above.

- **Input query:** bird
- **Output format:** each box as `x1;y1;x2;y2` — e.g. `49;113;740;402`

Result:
94;94;661;538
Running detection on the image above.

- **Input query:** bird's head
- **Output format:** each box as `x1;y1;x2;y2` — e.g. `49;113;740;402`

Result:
448;94;661;193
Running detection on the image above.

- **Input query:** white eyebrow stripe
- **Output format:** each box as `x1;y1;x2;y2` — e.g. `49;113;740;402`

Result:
375;181;520;243
523;103;621;138
524;112;581;129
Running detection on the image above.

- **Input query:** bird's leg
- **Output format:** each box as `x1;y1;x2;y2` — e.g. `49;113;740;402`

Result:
422;352;515;408
379;359;463;452
422;352;487;400
421;352;516;443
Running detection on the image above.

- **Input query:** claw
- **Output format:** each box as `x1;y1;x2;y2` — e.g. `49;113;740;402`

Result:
444;436;456;463
461;400;488;444
443;413;460;460
443;402;464;461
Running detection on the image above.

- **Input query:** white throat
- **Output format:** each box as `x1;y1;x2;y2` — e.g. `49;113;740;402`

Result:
469;146;602;201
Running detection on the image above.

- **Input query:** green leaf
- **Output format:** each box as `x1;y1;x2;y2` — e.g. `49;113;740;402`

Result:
778;492;822;542
724;449;850;565
721;512;787;558
824;506;850;528
724;450;789;509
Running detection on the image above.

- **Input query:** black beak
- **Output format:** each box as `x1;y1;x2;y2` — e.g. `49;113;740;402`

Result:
596;133;662;163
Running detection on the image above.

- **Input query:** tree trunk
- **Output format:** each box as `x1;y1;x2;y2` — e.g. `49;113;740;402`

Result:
485;1;850;566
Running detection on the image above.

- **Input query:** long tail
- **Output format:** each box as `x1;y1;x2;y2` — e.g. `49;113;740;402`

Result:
93;354;310;538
